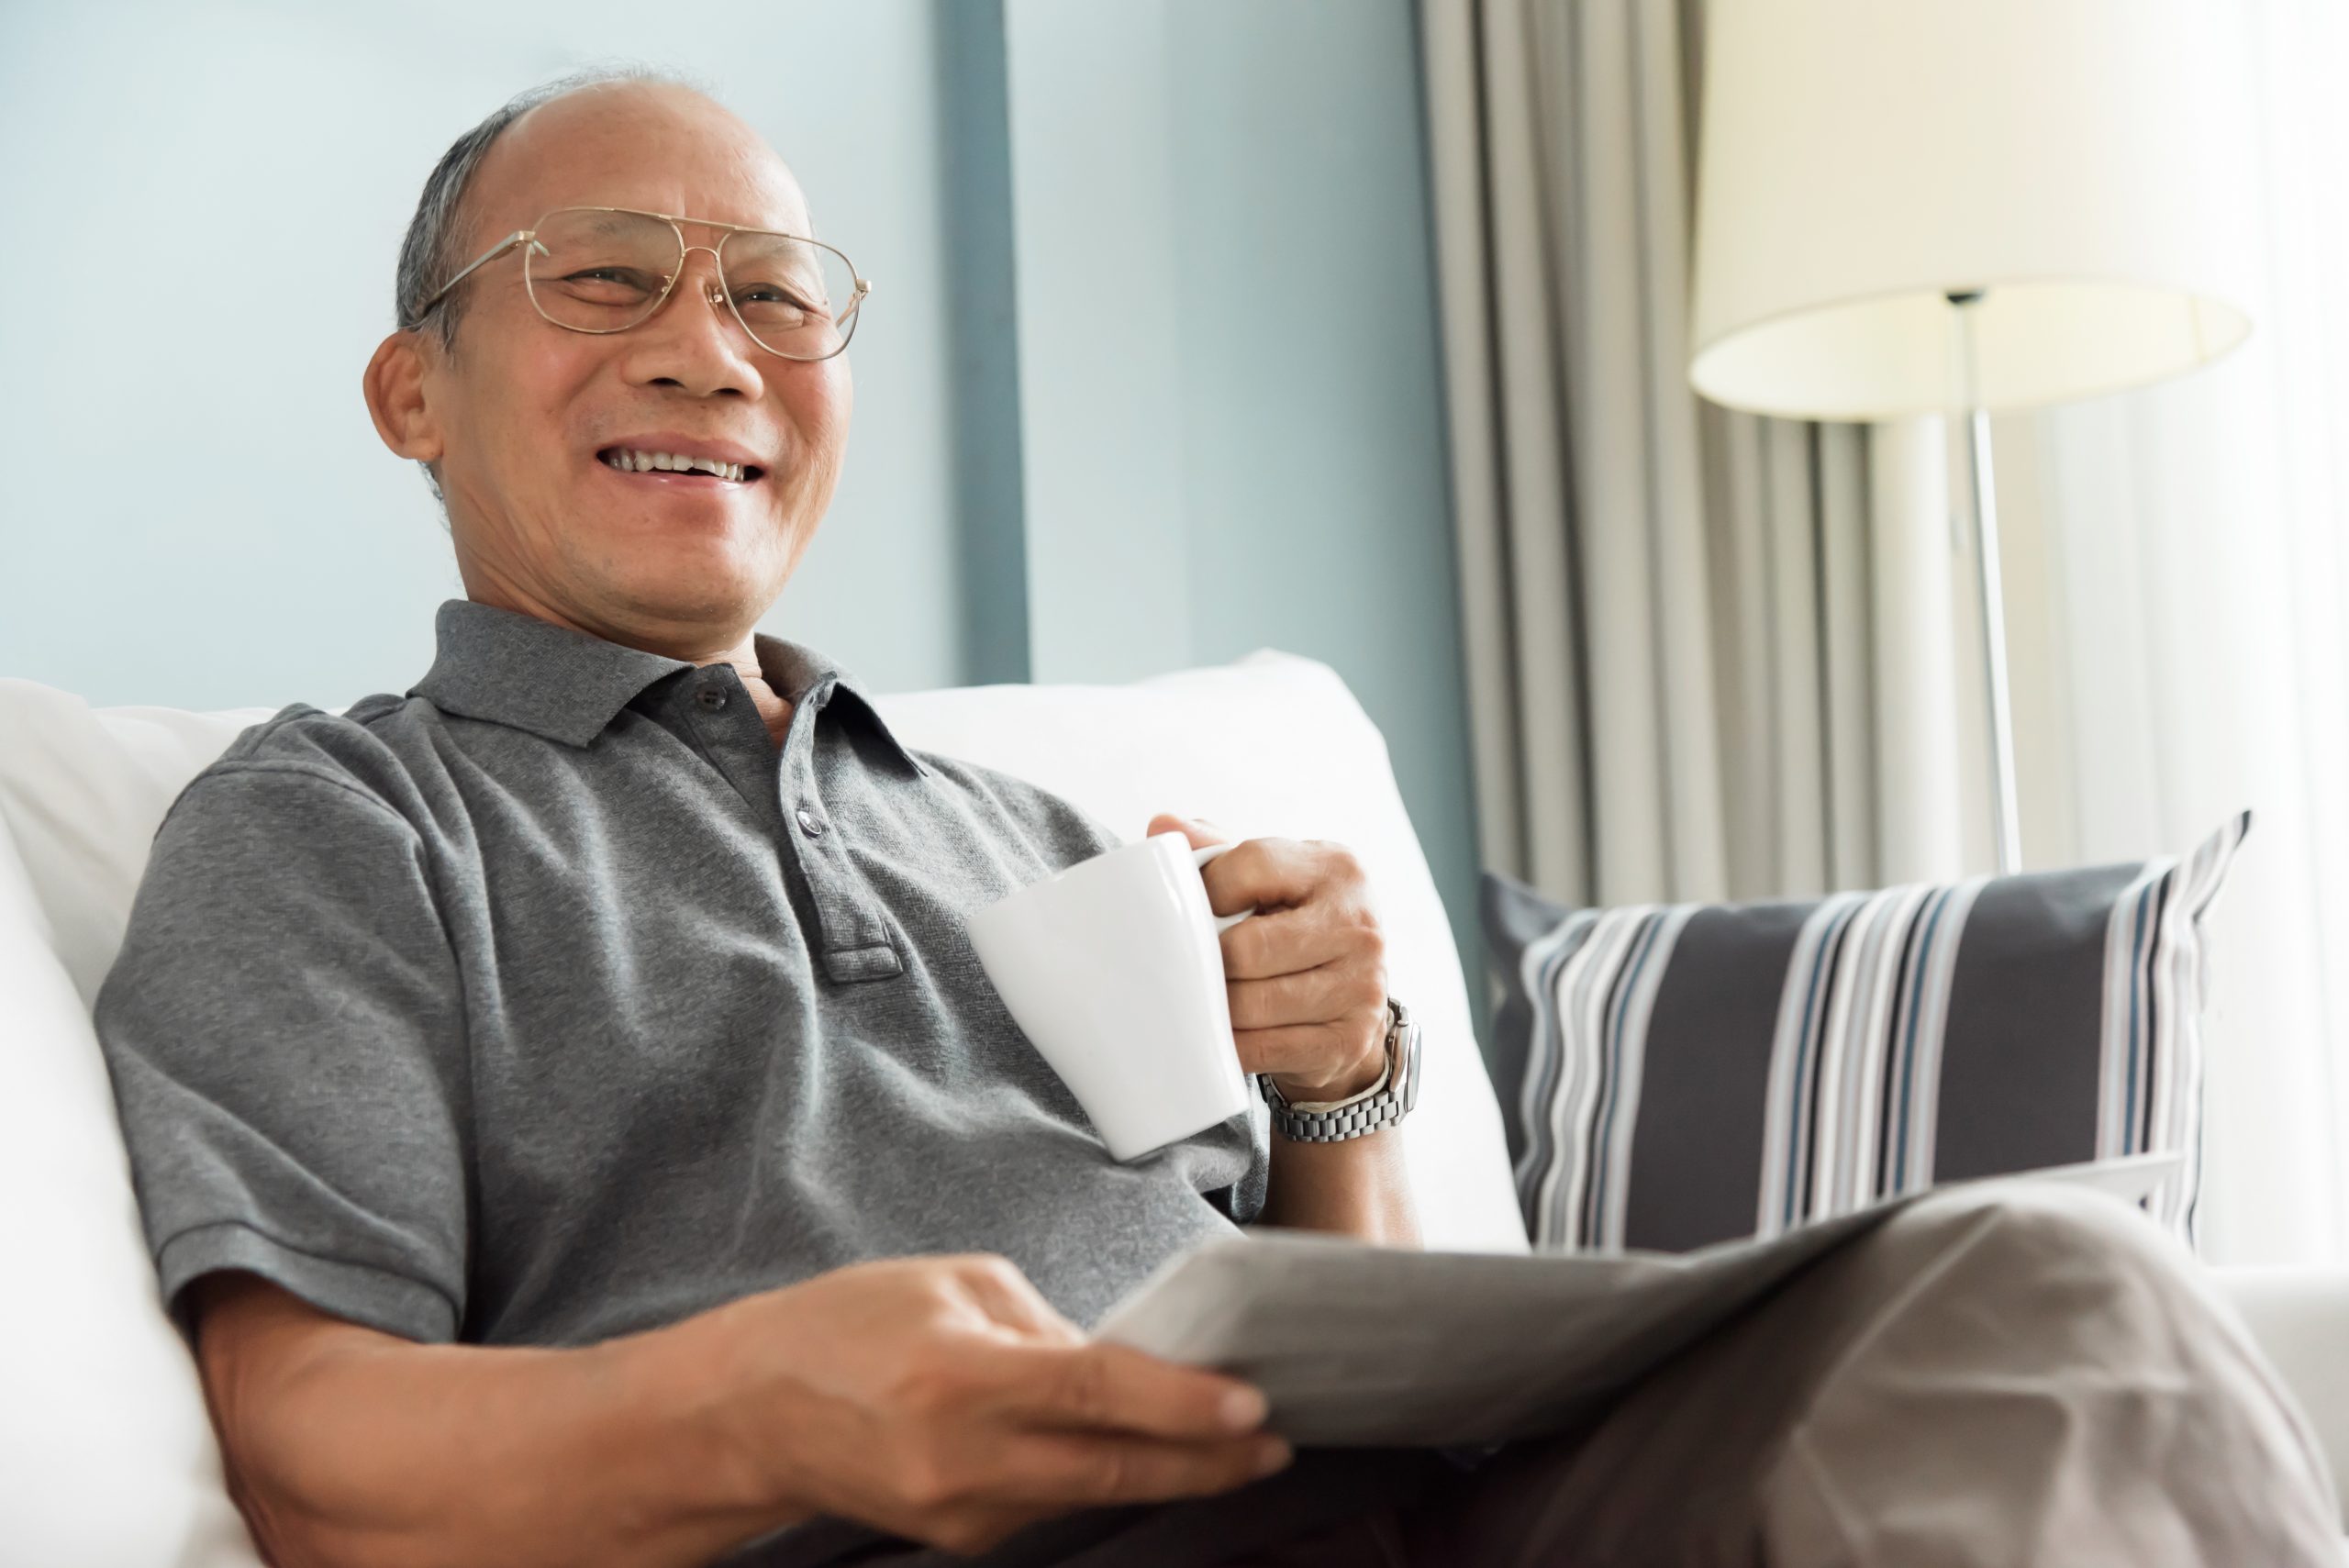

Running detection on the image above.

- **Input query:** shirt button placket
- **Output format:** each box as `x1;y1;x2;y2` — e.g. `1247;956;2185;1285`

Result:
777;706;899;981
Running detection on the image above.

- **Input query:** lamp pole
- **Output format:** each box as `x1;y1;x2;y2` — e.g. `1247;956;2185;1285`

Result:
1948;289;2024;875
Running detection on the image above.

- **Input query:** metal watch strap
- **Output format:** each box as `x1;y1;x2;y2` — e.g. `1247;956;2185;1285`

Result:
1259;997;1422;1143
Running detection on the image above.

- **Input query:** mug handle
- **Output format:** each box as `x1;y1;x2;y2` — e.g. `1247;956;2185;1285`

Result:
1191;841;1257;935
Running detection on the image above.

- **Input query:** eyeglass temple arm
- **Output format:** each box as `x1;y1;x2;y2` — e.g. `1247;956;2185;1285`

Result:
835;276;873;327
407;230;535;325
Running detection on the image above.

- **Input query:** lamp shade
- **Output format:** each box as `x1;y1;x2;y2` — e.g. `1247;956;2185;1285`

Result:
1688;0;2258;420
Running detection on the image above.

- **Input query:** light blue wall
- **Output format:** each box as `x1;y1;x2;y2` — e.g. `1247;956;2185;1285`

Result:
998;0;1483;984
1168;4;1478;988
1003;2;1197;684
0;0;1483;993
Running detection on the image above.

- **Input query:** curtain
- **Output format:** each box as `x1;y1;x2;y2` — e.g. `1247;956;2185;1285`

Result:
1423;0;2349;1265
1995;0;2349;1266
1420;0;1968;916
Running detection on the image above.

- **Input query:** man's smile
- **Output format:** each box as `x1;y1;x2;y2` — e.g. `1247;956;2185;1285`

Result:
594;432;768;486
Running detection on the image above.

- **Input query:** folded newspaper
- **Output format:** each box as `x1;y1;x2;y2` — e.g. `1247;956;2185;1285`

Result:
1093;1153;2180;1448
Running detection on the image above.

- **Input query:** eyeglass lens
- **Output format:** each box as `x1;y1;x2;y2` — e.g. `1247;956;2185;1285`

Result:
523;207;859;360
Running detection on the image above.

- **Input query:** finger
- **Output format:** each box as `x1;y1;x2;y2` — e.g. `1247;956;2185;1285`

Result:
1145;813;1230;851
949;1255;1085;1346
1234;1021;1381;1084
1228;964;1353;1032
1226;956;1383;1032
1196;837;1326;917
992;1341;1272;1440
993;1429;1294;1508
1219;904;1365;981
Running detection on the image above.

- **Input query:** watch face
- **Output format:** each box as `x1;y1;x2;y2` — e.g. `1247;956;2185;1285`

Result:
1400;1023;1423;1113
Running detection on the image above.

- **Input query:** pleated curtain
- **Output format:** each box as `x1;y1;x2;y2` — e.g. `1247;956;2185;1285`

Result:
1420;0;1971;914
2001;0;2349;1264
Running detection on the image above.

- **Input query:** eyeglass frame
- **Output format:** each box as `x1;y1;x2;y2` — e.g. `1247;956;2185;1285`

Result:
403;204;874;362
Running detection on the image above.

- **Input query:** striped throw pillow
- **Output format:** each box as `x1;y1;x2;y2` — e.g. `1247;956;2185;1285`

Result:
1482;814;2249;1252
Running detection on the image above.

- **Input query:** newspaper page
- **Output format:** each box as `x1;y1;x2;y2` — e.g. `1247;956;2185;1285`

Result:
1094;1153;2180;1447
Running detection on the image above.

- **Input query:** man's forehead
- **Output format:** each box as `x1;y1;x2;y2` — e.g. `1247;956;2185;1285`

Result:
466;81;811;239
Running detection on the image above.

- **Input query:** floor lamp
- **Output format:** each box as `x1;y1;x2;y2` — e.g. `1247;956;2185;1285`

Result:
1687;0;2256;875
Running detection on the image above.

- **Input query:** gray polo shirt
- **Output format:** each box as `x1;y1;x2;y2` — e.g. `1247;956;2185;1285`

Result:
94;598;1266;1348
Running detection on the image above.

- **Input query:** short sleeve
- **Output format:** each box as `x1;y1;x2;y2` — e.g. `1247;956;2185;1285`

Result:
93;760;471;1345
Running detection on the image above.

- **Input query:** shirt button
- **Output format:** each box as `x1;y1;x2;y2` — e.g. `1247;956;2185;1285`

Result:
796;806;827;838
696;687;727;710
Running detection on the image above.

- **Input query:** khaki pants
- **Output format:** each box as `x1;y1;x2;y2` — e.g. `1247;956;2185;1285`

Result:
763;1185;2345;1567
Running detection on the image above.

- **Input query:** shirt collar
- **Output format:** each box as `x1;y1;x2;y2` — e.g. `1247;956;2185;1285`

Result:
409;598;929;775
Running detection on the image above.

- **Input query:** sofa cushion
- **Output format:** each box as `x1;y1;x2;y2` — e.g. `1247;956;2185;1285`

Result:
0;808;258;1564
1483;816;2249;1254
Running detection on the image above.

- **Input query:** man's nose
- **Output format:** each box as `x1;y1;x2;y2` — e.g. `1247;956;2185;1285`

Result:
622;245;766;398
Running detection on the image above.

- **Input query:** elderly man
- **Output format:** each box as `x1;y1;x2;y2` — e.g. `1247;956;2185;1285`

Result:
94;72;2340;1568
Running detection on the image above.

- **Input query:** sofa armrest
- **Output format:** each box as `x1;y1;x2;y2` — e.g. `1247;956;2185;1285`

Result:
2211;1265;2349;1530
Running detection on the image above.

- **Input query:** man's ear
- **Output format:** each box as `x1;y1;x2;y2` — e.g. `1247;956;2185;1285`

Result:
362;331;444;465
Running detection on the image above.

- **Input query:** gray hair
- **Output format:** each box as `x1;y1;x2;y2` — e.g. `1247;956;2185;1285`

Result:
394;65;705;350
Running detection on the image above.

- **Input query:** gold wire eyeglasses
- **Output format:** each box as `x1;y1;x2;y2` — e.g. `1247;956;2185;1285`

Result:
406;205;873;361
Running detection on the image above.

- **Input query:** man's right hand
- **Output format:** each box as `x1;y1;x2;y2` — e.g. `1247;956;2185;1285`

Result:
189;1255;1287;1568
687;1254;1291;1555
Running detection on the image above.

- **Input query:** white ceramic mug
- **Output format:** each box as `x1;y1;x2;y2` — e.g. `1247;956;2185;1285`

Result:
967;831;1254;1161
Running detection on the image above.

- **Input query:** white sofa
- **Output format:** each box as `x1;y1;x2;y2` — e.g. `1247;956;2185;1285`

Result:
2;652;2343;1562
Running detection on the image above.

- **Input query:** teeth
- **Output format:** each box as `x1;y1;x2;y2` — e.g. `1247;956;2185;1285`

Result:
604;449;750;481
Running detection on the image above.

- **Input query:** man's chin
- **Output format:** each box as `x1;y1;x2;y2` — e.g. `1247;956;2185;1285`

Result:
551;500;804;637
583;556;790;638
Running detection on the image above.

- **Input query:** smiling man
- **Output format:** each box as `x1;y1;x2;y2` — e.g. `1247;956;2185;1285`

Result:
91;71;2344;1568
94;71;1416;1567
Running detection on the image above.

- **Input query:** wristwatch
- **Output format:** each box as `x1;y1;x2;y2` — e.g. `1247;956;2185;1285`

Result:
1258;997;1422;1142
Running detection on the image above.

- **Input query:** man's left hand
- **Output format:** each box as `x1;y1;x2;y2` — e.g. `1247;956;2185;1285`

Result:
1147;815;1389;1105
